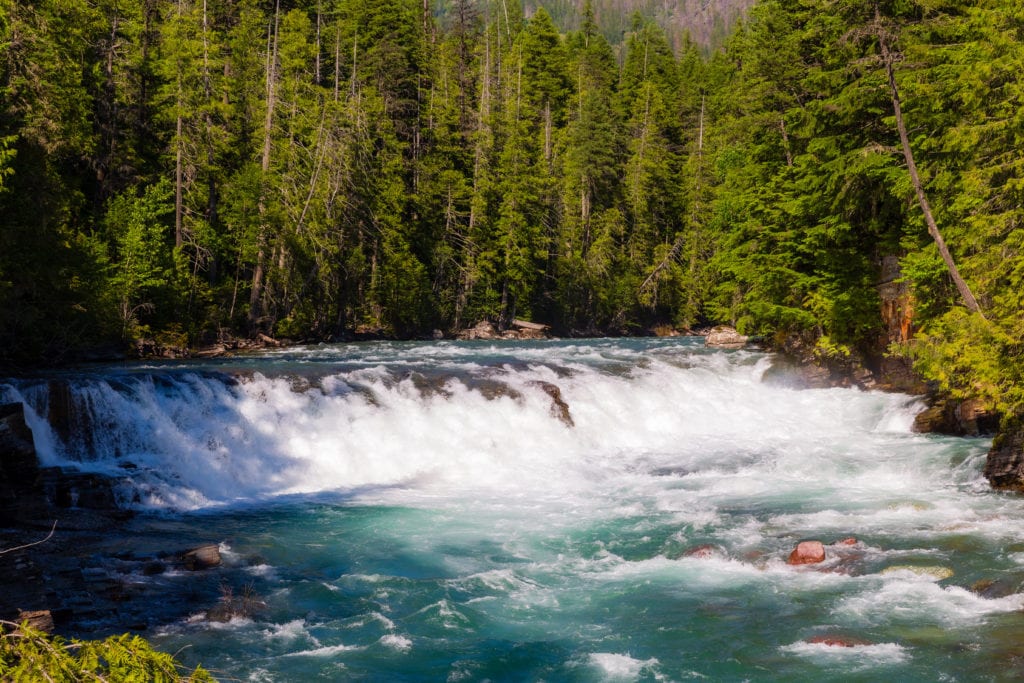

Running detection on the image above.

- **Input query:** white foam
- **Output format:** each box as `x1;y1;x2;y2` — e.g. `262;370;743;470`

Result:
582;652;660;681
378;634;413;652
780;640;909;668
262;619;309;641
6;342;950;514
836;579;1024;627
282;643;361;658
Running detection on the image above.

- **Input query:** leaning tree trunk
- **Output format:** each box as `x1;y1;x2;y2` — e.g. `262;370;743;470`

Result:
878;23;983;317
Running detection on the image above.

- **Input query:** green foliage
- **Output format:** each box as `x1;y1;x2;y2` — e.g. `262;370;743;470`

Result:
104;179;175;339
0;621;214;682
2;0;1024;427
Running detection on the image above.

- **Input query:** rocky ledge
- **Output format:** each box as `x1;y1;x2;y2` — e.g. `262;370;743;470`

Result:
0;402;252;636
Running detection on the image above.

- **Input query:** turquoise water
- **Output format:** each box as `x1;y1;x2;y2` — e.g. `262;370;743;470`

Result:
5;338;1024;681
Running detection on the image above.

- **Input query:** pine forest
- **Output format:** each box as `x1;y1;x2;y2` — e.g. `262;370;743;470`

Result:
1;0;1023;418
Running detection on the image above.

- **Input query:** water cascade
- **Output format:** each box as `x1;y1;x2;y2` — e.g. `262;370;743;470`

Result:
2;338;1020;681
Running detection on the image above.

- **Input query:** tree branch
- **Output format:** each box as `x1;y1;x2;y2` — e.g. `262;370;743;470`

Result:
0;520;57;556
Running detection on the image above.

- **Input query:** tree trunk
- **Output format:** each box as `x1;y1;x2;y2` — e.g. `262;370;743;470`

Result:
249;0;280;329
878;19;983;316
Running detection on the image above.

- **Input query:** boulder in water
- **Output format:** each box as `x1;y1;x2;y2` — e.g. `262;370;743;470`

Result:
970;578;1020;599
914;397;999;436
181;544;222;571
787;540;826;565
704;326;749;349
804;634;872;648
531;381;574;427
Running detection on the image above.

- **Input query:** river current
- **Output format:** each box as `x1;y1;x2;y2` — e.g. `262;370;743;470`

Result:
4;337;1023;681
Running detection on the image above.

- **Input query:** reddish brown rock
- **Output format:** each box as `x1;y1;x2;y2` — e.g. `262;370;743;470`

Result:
805;634;871;648
787;540;826;565
837;537;858;546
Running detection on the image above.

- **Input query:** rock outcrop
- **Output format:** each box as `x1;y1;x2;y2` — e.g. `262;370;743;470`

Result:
0;403;47;524
913;397;999;436
984;422;1024;491
1;402;121;524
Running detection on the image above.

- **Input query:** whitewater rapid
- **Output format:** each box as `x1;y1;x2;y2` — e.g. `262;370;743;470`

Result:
1;339;935;512
5;338;1023;681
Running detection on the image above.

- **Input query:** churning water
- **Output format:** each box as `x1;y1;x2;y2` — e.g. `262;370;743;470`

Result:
4;337;1024;681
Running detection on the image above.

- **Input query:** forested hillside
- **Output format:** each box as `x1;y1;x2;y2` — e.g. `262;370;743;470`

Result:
506;0;754;52
0;0;1022;422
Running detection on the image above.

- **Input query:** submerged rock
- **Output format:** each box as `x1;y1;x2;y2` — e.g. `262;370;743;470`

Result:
787;540;826;565
880;565;954;580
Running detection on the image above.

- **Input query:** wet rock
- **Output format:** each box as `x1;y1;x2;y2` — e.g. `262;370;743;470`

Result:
0;403;48;523
181;544;222;571
914;398;999;436
804;634;872;647
787;540;826;565
40;468;119;511
985;422;1024;491
970;578;1020;599
837;537;858;546
704;326;749;349
531;381;574;428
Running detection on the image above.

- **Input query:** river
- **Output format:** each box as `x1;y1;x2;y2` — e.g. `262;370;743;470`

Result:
3;337;1022;681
